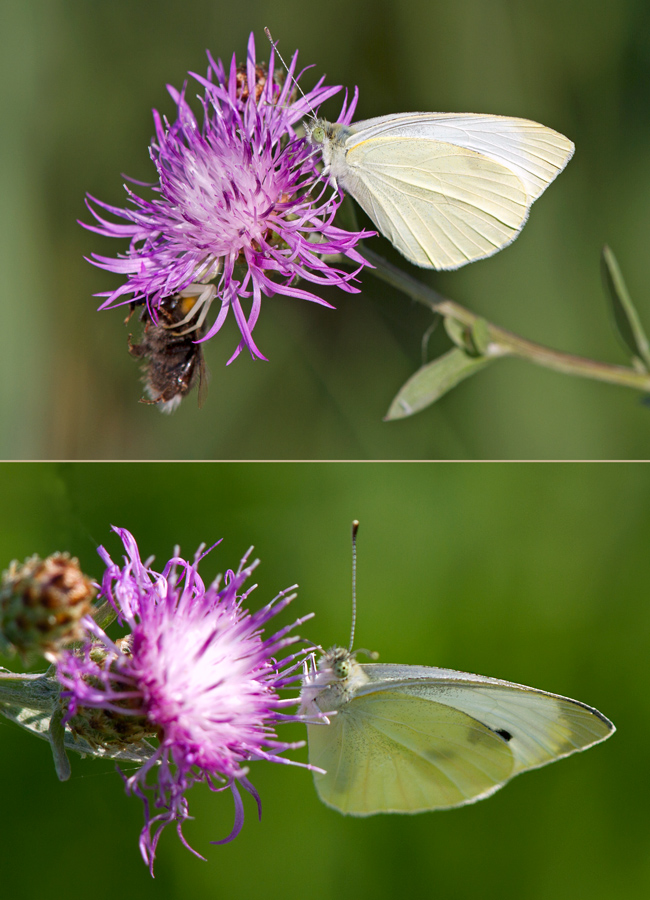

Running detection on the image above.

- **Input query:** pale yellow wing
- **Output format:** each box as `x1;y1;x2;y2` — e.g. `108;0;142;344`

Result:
354;664;615;775
344;113;574;202
389;680;613;774
308;689;515;816
306;662;614;816
341;137;529;269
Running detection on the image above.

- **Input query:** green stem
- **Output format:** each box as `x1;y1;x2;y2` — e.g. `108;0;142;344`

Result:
361;247;650;392
0;671;46;680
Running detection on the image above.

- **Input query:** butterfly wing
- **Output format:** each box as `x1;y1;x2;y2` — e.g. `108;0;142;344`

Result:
358;664;614;775
335;113;573;269
345;113;575;202
338;137;529;269
308;689;515;815
308;663;613;816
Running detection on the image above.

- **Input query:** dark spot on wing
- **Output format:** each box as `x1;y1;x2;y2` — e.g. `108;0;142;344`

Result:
495;728;513;742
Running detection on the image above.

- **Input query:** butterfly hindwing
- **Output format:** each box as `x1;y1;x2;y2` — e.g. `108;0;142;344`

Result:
308;688;515;815
342;137;528;269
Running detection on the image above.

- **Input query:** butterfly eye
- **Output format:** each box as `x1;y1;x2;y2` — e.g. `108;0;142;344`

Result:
333;658;350;679
311;126;325;144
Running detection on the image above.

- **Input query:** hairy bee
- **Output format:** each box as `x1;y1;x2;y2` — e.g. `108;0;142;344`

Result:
128;285;215;413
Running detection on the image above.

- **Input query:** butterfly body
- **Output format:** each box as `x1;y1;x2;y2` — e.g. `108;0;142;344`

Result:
308;112;574;270
301;647;614;816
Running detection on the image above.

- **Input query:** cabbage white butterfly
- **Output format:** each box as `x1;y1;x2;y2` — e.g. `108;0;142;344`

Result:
301;648;614;815
307;112;574;270
300;523;614;815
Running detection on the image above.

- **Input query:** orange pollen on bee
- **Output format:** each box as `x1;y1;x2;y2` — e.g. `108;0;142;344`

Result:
178;296;199;317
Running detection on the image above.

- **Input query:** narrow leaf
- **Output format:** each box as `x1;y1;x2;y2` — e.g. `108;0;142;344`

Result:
1;701;158;764
49;708;71;781
444;316;470;350
601;245;650;369
385;348;494;420
470;317;490;355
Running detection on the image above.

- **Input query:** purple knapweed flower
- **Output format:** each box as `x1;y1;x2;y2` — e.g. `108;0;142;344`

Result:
83;32;372;364
56;527;313;873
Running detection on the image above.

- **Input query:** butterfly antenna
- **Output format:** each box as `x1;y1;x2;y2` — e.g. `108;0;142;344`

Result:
264;27;318;121
348;520;360;651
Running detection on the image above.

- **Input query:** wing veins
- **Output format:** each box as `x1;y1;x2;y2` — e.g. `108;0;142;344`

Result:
369;174;515;264
350;154;530;228
373;185;469;265
355;164;525;231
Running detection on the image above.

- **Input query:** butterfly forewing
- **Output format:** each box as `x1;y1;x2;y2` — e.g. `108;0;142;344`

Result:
344;113;575;201
355;665;615;773
308;689;515;815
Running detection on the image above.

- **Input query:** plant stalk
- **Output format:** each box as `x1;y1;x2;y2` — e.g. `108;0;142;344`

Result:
361;247;650;392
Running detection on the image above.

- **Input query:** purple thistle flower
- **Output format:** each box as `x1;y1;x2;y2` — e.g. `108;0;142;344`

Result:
83;32;372;364
56;527;313;873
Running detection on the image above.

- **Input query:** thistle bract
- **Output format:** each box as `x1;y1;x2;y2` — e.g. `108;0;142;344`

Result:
84;33;371;364
56;527;312;872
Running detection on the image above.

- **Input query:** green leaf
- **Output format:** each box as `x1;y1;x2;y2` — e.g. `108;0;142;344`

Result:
444;316;471;350
48;708;71;781
0;670;157;766
471;317;491;355
601;245;650;369
385;348;494;420
443;316;490;356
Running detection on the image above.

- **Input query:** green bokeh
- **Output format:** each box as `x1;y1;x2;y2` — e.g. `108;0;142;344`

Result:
3;0;650;458
0;462;648;899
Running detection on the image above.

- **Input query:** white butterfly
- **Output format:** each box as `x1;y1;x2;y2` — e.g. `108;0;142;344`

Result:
308;112;574;270
300;645;614;815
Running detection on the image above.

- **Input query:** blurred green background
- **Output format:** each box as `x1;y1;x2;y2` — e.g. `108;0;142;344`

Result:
0;462;648;899
3;0;650;459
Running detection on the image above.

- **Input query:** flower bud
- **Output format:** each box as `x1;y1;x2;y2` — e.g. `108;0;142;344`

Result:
66;701;154;749
0;553;95;659
65;635;155;748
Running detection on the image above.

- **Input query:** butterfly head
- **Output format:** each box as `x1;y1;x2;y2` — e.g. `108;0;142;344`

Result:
324;646;353;680
307;121;327;146
299;521;376;717
305;119;353;189
299;646;371;718
305;117;338;146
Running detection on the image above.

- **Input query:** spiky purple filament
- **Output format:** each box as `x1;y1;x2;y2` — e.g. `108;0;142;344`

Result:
57;527;313;873
83;33;372;363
